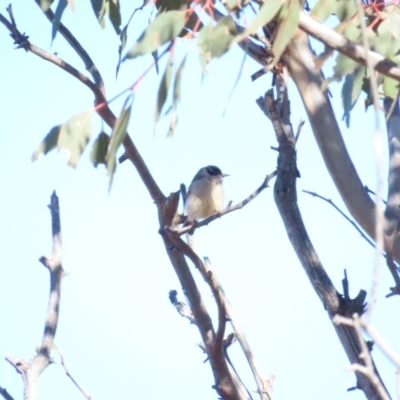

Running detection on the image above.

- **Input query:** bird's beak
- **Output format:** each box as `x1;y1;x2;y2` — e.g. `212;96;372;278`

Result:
223;173;230;177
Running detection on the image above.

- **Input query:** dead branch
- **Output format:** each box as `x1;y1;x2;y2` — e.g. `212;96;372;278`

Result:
258;83;390;399
5;191;65;400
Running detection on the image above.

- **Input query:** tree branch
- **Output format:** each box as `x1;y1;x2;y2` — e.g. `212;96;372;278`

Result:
6;191;65;400
298;12;400;82
258;85;390;399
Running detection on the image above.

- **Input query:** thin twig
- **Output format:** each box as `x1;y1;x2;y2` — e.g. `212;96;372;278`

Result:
364;186;388;205
302;190;376;249
58;351;92;400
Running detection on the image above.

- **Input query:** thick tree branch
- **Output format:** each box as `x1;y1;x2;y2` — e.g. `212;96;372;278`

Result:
6;191;65;400
258;86;390;399
0;387;14;400
298;12;400;82
161;230;247;399
284;33;384;254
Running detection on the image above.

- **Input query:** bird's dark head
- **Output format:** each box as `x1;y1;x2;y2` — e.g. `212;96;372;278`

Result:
206;165;223;176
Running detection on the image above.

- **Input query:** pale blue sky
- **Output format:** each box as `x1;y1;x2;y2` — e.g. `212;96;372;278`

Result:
0;1;399;399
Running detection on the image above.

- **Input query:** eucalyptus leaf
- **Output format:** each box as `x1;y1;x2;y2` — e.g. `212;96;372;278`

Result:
125;11;185;59
156;55;173;122
106;95;133;187
57;111;92;167
273;0;300;62
52;0;68;42
32;126;61;162
91;132;110;167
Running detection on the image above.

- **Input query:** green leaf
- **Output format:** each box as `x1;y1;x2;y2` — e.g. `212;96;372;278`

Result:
382;76;400;99
90;0;107;28
125;11;185;59
107;95;133;187
342;66;365;127
152;50;160;75
116;24;128;77
273;0;300;62
32;126;61;162
168;54;187;136
107;0;121;34
90;132;110;167
333;53;359;80
311;0;357;23
156;55;173;122
58;112;92;167
234;0;284;43
198;17;237;70
387;12;400;42
52;0;68;42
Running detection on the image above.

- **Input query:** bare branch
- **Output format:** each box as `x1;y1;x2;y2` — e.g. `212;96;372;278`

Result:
259;85;390;399
34;0;104;90
58;351;92;400
0;387;15;400
6;191;65;400
169;290;196;324
333;315;391;400
302;190;376;249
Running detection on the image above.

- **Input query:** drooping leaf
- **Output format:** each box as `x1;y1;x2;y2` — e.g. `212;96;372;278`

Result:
376;16;400;64
156;54;174;123
52;0;68;42
32;126;61;161
90;132;110;167
152;50;160;75
342;66;365;127
106;95;133;187
208;17;237;57
168;54;187;136
387;12;400;42
116;24;128;77
273;0;300;62
382;76;400;99
234;0;284;43
90;0;107;28
39;0;54;12
125;11;185;59
198;17;237;70
57;112;92;167
333;53;359;81
107;0;121;34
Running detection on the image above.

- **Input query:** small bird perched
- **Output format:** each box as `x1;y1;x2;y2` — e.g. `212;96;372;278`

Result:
185;165;229;223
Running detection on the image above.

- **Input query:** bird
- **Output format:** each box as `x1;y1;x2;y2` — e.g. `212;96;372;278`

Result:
184;165;229;223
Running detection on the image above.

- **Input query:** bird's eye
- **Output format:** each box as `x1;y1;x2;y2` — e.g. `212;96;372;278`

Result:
206;166;222;176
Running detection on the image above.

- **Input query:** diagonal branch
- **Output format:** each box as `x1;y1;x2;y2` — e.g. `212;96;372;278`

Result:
0;6;165;206
298;12;400;82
